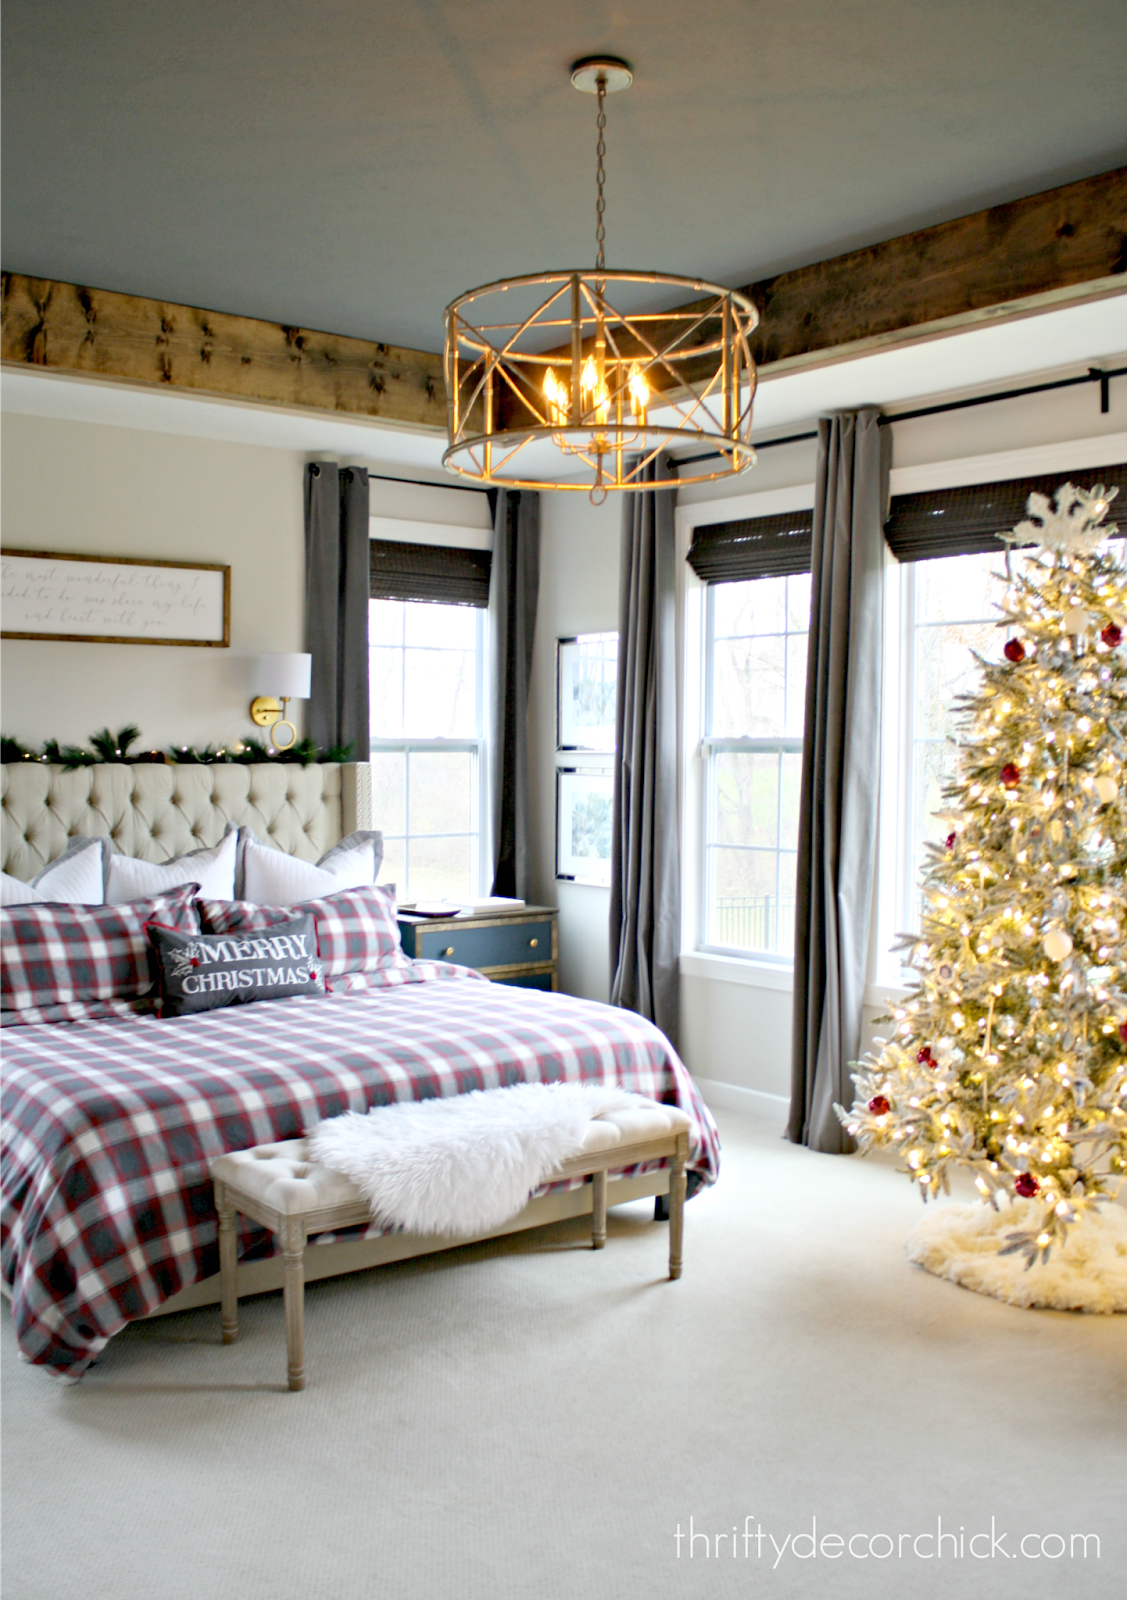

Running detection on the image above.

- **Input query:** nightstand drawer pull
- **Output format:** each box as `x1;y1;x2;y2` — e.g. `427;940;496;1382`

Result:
443;946;455;957
529;938;538;948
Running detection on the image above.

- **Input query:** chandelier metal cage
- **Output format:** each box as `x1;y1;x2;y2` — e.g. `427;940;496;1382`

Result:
442;58;760;500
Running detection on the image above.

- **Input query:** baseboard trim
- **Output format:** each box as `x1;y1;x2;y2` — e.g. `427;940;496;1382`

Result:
693;1076;789;1127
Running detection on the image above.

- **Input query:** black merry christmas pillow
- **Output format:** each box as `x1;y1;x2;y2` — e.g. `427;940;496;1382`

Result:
147;914;325;1017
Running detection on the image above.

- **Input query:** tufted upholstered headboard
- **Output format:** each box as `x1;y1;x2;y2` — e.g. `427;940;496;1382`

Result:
0;762;373;881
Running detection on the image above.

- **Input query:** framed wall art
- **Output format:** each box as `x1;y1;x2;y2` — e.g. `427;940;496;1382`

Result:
556;766;614;886
556;631;617;751
1;549;231;647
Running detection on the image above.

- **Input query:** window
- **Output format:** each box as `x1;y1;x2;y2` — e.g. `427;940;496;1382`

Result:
884;467;1127;959
687;461;1127;976
899;549;1003;933
701;571;810;957
369;598;485;903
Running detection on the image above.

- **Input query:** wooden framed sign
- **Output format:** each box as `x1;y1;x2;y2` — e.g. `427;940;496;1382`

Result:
1;549;230;647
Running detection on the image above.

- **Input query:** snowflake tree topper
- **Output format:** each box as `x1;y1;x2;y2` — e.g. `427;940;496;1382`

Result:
1003;480;1119;557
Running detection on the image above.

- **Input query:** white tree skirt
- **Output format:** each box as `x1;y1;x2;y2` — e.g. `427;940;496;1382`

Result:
905;1199;1127;1313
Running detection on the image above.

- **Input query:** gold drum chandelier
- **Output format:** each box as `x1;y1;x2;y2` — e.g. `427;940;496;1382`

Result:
443;57;760;502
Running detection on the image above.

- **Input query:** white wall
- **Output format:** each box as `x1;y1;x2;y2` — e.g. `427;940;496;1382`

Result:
1;410;307;750
528;489;621;1000
530;376;1127;1119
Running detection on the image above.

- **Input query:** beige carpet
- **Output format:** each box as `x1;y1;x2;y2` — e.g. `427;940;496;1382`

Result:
3;1108;1124;1600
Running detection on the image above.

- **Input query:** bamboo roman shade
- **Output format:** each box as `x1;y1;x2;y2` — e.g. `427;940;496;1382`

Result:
369;539;492;607
686;509;813;583
884;464;1127;563
689;465;1126;581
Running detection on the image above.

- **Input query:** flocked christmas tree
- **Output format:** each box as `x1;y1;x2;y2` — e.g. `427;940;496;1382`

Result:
840;482;1127;1266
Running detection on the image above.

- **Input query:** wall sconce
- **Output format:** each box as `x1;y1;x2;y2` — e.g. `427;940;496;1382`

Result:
250;653;312;751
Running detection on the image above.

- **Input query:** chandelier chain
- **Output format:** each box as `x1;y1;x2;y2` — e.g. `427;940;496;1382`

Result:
595;75;607;272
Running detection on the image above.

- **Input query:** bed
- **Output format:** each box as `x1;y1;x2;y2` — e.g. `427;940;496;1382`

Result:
1;761;720;1380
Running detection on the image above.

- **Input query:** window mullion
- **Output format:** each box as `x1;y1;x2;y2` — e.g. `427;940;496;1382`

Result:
701;736;804;753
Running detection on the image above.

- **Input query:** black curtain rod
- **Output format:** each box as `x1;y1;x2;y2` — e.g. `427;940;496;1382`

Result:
668;363;1126;474
311;463;489;496
319;362;1125;489
363;469;491;496
673;430;817;470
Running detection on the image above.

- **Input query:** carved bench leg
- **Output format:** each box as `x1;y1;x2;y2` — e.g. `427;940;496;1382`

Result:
216;1182;239;1345
591;1168;608;1249
280;1215;307;1392
668;1135;687;1280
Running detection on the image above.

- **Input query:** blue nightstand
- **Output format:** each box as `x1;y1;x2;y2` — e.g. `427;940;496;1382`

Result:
397;905;558;990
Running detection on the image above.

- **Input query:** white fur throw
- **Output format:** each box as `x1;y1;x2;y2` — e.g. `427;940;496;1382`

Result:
906;1199;1127;1314
307;1082;646;1237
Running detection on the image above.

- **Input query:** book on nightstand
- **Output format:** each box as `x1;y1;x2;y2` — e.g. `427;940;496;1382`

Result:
398;897;526;917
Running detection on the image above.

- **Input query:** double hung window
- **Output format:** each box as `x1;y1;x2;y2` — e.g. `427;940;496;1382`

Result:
690;510;812;959
702;576;809;956
368;538;489;903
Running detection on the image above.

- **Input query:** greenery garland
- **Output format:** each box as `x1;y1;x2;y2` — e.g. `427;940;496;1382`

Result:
1;725;355;770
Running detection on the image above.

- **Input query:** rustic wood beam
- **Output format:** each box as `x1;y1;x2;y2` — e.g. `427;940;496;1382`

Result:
0;275;447;431
499;166;1127;428
655;164;1127;379
744;164;1127;368
5;168;1124;438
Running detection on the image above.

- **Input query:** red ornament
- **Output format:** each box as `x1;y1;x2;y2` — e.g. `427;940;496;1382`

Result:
1000;762;1021;788
945;831;957;850
1003;638;1026;663
1014;1173;1040;1199
868;1095;891;1116
1119;1021;1127;1045
1102;622;1123;648
917;1046;935;1066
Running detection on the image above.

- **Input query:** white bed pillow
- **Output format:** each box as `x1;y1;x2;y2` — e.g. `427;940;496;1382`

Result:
239;828;384;904
105;824;239;903
0;836;109;906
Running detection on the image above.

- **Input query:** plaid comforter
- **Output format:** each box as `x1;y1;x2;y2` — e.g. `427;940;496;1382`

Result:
1;968;720;1379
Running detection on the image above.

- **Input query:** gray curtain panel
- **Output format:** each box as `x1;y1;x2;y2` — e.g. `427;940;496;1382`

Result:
788;410;889;1151
304;463;370;754
609;455;680;1047
488;489;540;898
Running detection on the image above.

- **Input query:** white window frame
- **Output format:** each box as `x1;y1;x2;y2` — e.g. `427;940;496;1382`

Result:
699;579;805;963
368;602;489;902
676;485;815;985
366;477;494;904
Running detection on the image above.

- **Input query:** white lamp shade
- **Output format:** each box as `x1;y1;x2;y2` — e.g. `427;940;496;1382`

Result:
254;652;312;699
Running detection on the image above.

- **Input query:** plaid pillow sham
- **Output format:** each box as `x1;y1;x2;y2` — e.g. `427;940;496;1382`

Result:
1;883;201;1026
197;883;406;980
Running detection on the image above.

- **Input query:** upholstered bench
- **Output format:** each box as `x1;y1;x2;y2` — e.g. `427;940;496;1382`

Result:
210;1098;691;1390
